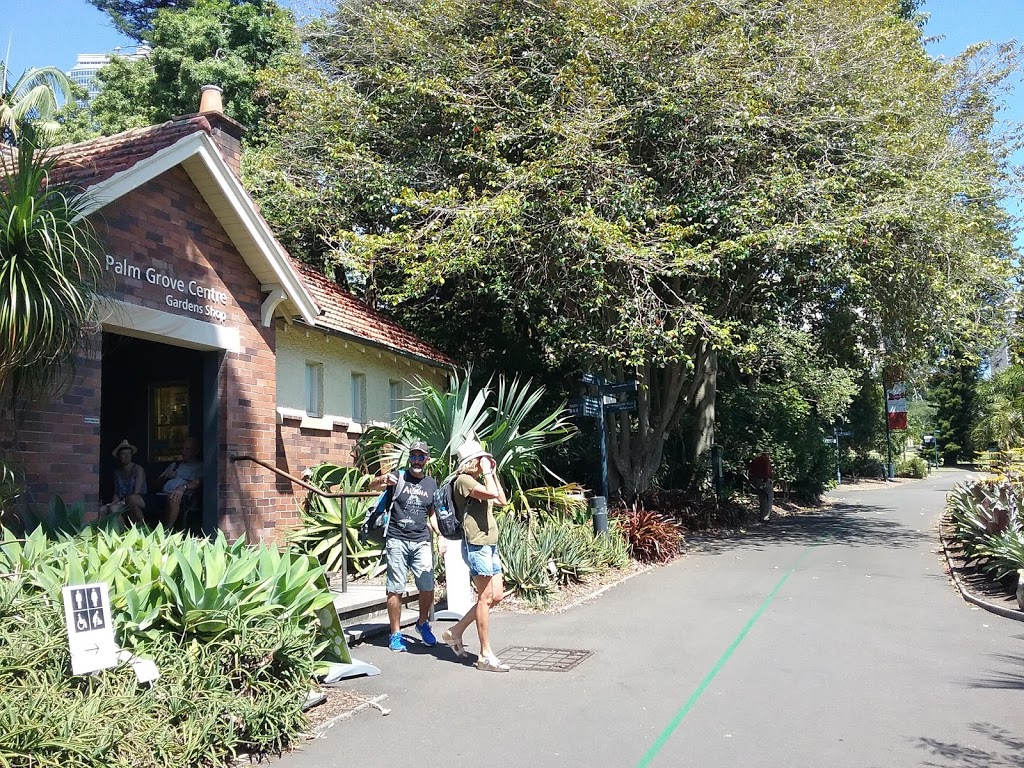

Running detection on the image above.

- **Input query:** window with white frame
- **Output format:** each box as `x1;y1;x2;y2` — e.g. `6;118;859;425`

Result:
351;372;367;424
305;362;323;417
389;379;404;422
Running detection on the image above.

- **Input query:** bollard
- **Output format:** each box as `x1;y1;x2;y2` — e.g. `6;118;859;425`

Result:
591;496;609;536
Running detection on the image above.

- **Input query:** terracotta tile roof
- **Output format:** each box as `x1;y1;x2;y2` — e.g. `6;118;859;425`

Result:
292;260;456;369
2;118;453;368
41;116;215;190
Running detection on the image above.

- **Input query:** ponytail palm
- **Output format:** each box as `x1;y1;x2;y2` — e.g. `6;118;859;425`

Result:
0;138;103;406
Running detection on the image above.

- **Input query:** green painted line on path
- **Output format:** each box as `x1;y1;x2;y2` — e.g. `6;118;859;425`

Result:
636;545;819;768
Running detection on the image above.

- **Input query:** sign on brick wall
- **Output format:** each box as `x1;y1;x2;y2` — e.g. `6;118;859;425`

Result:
106;254;232;324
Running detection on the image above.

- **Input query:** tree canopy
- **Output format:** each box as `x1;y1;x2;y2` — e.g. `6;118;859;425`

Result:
87;0;196;40
88;0;298;134
245;0;1021;494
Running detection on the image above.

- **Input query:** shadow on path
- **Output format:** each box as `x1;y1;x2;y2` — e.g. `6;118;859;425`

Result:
968;650;1024;691
685;503;931;555
915;723;1024;767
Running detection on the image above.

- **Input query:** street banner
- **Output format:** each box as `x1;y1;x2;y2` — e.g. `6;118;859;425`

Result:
887;385;908;430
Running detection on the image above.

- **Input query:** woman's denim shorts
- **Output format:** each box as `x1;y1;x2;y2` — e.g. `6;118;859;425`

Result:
463;542;502;577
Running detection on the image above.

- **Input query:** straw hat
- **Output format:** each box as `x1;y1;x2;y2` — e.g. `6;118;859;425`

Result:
455;438;491;470
111;438;138;458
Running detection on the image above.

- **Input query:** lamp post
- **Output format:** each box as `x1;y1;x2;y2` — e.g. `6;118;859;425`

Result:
933;429;940;469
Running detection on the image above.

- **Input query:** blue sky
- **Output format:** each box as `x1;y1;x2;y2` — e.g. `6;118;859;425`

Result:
1;0;1021;242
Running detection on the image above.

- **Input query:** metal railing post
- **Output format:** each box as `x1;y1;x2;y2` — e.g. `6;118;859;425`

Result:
230;454;377;594
340;496;348;594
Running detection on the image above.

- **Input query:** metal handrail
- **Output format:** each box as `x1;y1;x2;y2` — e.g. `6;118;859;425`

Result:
231;453;379;593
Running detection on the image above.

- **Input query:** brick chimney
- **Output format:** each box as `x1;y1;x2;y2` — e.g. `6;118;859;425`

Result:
198;85;246;177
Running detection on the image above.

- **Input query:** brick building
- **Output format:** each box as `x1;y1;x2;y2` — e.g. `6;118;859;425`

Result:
4;98;452;542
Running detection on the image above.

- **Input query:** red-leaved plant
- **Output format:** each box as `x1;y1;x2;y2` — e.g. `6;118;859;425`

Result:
612;503;682;563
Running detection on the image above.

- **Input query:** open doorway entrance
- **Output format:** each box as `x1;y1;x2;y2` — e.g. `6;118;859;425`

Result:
100;332;219;535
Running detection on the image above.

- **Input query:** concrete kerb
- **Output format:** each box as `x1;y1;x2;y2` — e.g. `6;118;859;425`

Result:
307;694;391;737
938;516;1024;623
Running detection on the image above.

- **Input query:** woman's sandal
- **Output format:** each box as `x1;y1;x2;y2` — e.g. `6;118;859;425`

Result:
476;655;510;673
442;629;467;657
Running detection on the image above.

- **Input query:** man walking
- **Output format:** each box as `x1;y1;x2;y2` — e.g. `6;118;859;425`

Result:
370;441;440;652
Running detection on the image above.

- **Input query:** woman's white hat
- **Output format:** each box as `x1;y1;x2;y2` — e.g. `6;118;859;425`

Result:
455;438;491;470
111;438;138;457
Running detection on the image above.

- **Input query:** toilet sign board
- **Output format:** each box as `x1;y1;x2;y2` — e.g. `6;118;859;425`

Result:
62;583;118;675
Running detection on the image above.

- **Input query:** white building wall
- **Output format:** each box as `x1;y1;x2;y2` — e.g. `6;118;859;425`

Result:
275;322;448;430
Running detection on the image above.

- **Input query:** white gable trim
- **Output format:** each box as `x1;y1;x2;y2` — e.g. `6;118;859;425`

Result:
76;131;319;327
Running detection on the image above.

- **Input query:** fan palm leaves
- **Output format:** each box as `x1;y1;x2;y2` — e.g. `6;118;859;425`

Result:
0;138;103;406
359;370;578;499
973;365;1024;452
1;60;73;143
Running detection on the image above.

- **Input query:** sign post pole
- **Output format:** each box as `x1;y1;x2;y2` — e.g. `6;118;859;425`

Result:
598;394;609;501
835;426;842;485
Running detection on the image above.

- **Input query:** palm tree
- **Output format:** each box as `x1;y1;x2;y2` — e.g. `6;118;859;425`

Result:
0;137;104;408
1;60;74;144
358;371;583;516
973;365;1024;453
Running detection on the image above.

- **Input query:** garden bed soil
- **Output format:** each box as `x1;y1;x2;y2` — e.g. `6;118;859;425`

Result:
495;560;656;614
939;515;1022;616
303;688;389;735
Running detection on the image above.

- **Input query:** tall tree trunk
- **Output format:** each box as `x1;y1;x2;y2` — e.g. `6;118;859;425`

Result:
681;345;718;491
607;336;713;498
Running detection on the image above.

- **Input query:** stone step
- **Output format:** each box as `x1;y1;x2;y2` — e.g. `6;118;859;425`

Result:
330;582;422;644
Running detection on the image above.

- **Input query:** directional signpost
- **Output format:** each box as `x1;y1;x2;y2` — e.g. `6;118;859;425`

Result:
831;427;853;484
568;396;602;418
573;374;639;513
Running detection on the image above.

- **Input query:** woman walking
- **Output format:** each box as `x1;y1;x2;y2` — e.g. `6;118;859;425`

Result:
442;438;509;672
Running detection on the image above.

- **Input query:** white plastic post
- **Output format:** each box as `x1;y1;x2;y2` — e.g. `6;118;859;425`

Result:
435;540;474;620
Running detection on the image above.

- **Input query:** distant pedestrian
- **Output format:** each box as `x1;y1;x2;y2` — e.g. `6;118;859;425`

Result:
369;441;440;653
442;438;510;672
749;451;774;522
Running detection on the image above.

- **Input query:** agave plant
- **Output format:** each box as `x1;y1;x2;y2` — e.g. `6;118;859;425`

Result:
287;463;386;577
358;370;579;515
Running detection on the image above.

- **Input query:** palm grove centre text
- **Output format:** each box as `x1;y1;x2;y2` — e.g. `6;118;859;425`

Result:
106;255;230;323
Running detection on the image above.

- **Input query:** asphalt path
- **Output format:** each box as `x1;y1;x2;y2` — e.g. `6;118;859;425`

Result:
280;469;1024;768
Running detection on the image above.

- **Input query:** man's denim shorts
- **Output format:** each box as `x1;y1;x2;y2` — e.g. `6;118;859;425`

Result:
463;542;502;577
385;538;435;595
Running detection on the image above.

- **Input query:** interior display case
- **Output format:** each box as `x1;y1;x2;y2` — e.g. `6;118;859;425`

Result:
149;382;189;461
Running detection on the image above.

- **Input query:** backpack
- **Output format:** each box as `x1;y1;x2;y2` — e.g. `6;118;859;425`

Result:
433;476;463;540
360;471;405;546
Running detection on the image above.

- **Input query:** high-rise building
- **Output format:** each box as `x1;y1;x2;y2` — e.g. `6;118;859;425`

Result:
67;46;151;100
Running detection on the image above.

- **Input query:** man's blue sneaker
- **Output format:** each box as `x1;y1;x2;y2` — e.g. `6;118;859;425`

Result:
415;621;437;647
389;632;407;652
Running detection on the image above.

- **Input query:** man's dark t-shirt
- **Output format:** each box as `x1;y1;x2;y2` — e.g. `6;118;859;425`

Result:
388;473;438;543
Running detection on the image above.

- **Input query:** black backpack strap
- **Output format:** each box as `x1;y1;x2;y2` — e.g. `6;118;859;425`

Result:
391;470;406;508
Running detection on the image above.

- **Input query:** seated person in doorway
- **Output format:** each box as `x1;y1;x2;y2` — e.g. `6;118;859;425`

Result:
152;436;203;528
101;439;147;525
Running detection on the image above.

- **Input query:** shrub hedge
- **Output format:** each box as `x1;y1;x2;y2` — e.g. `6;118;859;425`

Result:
0;524;337;767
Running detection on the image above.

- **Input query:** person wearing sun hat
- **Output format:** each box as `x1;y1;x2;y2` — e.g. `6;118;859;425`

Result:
368;440;440;653
441;436;510;672
100;438;147;525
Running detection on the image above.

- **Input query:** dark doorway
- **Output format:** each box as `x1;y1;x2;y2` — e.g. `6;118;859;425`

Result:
100;332;216;535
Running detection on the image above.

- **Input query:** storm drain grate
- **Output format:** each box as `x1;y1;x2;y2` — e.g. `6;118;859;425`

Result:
495;646;593;672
